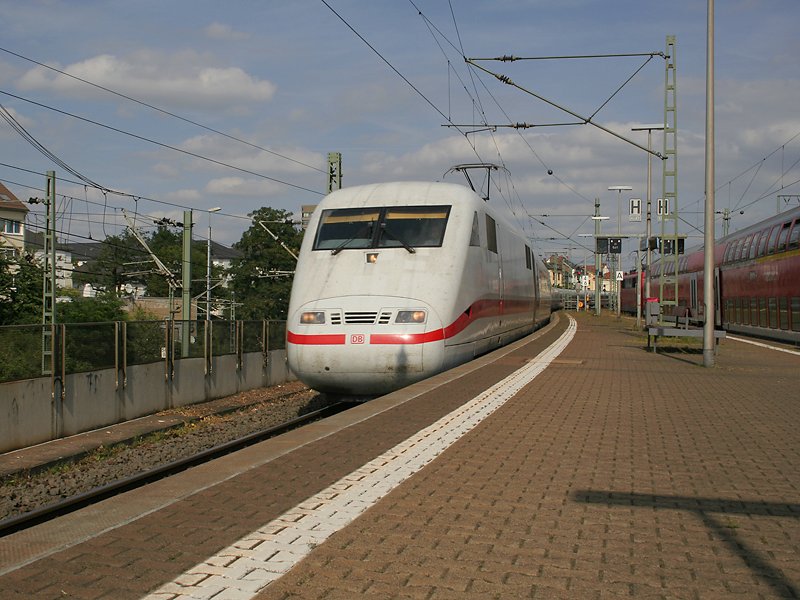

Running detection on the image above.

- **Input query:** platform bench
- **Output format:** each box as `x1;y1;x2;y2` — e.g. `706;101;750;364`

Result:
647;326;726;354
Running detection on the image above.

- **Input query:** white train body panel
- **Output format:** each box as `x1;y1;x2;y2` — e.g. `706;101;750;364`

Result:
287;181;552;395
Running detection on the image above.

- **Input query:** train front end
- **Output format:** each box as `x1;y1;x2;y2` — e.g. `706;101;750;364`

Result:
287;182;468;396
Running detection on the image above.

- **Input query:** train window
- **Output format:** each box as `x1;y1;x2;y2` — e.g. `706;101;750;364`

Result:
768;298;778;329
737;235;753;261
748;232;761;259
723;242;733;263
791;297;800;332
776;221;791;253
380;206;450;248
766;226;780;255
525;244;532;270
313;205;451;251
788;220;800;250
759;298;768;327
757;228;771;257
486;214;498;253
314;208;381;251
741;298;749;325
750;297;758;326
779;297;789;330
469;212;481;246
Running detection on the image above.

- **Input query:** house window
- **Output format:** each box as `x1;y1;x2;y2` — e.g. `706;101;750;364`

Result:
0;219;22;234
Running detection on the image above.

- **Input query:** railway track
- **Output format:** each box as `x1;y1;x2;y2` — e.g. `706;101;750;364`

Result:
0;401;348;536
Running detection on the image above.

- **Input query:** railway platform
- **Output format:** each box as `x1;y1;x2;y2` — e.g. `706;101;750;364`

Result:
1;311;798;599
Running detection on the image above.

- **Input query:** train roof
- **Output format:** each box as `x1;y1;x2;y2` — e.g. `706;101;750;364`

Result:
321;181;477;207
653;203;800;261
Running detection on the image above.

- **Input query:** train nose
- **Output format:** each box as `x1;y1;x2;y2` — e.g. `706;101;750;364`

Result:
286;299;444;395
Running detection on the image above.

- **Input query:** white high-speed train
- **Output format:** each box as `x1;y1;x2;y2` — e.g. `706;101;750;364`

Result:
286;180;554;395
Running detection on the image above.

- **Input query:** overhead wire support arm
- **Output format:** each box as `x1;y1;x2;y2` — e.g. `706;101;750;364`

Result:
464;58;666;160
470;52;666;62
121;209;180;291
256;220;299;261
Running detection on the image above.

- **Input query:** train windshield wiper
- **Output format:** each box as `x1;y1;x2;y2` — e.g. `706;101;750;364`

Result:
380;224;416;254
330;222;374;255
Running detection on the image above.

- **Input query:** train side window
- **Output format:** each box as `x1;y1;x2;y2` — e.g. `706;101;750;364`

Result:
524;244;532;270
729;239;740;263
737;235;753;261
723;242;733;263
748;232;761;259
486;214;498;254
791;297;800;332
768;298;778;329
776;221;791;253
766;226;780;255
757;228;770;257
789;220;800;250
779;297;789;330
469;212;481;247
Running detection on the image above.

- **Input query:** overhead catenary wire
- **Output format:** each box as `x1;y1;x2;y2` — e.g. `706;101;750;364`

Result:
0;46;325;175
0;89;324;197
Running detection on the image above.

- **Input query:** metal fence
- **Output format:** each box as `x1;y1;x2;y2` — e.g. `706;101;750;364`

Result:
0;319;287;384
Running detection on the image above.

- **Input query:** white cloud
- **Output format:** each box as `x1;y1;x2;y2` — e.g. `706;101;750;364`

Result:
204;23;250;41
205;176;284;198
17;52;277;111
163;188;202;203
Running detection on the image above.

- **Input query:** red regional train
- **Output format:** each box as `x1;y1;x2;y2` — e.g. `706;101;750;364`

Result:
620;204;800;344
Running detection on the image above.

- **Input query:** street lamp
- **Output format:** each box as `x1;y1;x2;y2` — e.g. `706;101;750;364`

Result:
608;186;632;316
632;124;665;314
207;207;221;320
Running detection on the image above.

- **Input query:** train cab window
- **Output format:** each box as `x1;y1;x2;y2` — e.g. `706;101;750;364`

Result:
313;205;451;251
776;221;791;253
379;206;450;248
486;214;498;253
788;220;800;250
314;207;381;251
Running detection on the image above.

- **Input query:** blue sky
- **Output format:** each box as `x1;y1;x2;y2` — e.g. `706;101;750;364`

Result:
1;0;798;267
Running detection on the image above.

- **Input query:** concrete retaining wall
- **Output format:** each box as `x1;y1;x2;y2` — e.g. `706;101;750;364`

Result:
0;350;293;455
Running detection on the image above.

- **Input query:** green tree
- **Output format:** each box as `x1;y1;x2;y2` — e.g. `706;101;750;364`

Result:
0;254;45;325
73;231;141;293
229;208;302;320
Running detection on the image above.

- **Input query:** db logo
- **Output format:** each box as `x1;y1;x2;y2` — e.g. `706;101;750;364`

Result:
350;334;365;344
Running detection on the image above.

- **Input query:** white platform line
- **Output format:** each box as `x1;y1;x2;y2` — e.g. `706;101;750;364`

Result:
142;316;577;600
728;334;800;356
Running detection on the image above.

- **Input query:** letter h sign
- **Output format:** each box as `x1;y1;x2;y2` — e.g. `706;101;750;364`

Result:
629;198;642;222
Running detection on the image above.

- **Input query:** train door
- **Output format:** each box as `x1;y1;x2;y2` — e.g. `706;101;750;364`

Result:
714;267;722;327
530;247;540;323
690;275;698;318
485;213;502;331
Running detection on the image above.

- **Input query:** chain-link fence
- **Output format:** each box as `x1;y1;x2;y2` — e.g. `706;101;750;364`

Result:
0;319;287;384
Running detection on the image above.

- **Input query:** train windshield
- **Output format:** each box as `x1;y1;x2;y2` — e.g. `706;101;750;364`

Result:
313;205;451;252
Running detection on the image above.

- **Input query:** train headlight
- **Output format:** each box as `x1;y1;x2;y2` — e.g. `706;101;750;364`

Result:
395;310;427;324
300;311;325;324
